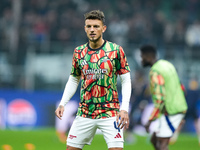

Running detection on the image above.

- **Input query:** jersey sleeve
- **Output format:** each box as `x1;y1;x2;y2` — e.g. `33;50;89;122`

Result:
119;72;131;112
116;46;130;75
149;70;166;121
70;49;81;77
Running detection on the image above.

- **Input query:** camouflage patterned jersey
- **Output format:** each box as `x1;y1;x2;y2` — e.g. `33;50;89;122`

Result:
70;41;130;119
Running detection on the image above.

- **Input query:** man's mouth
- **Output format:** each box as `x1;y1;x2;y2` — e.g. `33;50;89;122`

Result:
90;34;96;37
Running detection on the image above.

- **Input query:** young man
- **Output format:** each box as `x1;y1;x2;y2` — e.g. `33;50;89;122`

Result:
55;10;131;150
140;45;188;150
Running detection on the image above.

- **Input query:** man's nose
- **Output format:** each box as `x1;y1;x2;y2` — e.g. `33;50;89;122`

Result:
90;26;94;32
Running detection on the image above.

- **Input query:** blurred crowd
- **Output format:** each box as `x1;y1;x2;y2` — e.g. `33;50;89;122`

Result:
0;0;200;89
1;0;200;53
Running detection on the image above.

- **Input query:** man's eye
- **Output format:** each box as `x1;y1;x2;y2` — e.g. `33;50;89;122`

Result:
86;25;91;28
94;25;99;28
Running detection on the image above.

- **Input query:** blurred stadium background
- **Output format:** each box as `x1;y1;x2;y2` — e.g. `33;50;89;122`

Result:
0;0;200;150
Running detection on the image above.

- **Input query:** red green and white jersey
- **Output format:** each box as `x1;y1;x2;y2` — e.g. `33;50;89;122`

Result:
71;41;130;119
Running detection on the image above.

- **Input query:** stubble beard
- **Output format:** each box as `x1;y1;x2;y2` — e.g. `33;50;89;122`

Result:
142;62;152;67
89;34;102;43
142;60;152;67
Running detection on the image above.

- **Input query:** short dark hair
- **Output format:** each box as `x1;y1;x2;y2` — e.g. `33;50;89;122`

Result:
84;10;105;24
140;44;157;57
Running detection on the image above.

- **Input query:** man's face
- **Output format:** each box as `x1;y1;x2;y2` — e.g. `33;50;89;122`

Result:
84;19;106;42
141;52;152;67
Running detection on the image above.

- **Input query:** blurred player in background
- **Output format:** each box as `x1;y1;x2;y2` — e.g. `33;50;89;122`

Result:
184;78;200;145
55;100;78;143
140;45;188;150
55;10;131;150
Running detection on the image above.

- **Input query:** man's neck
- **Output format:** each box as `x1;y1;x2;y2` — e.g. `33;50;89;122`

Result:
89;39;105;49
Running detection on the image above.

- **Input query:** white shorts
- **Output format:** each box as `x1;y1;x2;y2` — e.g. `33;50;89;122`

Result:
67;116;124;149
155;113;185;138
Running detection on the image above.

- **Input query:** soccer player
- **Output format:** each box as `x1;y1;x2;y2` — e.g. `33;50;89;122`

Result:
140;45;188;150
55;10;131;150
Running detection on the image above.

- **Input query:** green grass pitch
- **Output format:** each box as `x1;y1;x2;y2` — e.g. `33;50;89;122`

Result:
0;128;199;150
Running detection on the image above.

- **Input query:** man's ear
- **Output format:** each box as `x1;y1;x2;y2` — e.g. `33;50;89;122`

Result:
84;25;86;33
102;25;107;33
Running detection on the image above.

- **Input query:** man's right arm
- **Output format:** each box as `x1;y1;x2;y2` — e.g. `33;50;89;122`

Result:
149;71;165;121
55;75;80;120
145;71;165;132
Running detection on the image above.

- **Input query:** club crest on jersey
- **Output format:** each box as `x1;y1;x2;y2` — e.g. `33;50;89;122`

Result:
102;58;109;63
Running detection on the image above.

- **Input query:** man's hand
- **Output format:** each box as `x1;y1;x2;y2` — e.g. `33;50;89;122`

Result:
55;105;64;120
145;120;152;133
116;110;129;129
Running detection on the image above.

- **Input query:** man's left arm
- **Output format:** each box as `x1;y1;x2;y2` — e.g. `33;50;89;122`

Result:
117;72;131;129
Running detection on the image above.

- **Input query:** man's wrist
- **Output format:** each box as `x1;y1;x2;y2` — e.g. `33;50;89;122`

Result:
120;102;129;112
59;105;64;108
